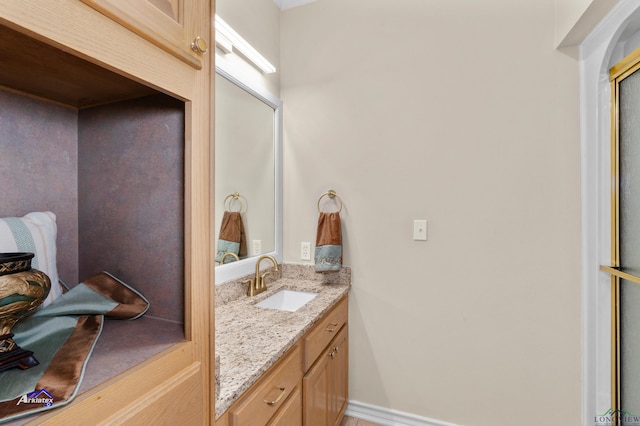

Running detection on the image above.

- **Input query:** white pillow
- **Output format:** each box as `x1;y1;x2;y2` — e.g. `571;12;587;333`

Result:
0;211;63;307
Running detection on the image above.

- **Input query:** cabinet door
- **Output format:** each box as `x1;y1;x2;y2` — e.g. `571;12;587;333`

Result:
304;326;348;426
304;350;331;426
331;327;348;425
79;0;205;69
96;362;203;424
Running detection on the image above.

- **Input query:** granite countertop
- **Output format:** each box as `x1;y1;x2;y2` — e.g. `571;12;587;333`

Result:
214;265;350;419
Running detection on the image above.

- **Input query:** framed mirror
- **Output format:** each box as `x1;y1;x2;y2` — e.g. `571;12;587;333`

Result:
214;54;282;283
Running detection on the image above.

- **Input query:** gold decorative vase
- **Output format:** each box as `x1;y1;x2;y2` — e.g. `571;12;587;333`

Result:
0;252;51;372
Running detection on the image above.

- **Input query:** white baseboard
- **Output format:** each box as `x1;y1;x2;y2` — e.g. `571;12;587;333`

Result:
345;400;459;426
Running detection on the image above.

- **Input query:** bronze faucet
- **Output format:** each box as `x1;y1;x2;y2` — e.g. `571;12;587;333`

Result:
220;252;239;264
245;255;279;297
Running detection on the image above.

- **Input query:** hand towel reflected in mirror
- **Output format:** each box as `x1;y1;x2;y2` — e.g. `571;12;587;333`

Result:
215;211;247;264
315;212;342;272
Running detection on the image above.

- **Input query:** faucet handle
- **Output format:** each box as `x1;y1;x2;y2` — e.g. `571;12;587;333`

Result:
259;271;271;288
244;278;256;297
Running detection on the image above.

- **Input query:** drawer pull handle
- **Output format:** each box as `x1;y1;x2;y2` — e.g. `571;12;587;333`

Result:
264;387;286;406
326;323;339;332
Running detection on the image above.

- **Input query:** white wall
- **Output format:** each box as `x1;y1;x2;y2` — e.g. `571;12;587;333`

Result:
280;1;582;425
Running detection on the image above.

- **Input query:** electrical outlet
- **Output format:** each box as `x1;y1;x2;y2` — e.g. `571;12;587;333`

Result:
301;242;311;261
252;240;261;255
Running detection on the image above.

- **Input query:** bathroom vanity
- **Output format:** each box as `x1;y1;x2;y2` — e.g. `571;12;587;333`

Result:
215;265;350;425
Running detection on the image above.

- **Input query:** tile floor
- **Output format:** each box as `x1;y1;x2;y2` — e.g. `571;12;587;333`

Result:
341;416;381;426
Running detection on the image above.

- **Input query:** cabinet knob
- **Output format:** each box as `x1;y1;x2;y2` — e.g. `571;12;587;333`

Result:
191;37;208;54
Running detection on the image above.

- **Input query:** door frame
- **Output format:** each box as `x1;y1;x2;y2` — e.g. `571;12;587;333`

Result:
581;1;640;423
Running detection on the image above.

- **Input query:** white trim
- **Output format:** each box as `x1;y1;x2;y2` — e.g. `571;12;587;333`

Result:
345;401;458;426
273;0;317;10
581;1;640;424
214;54;283;284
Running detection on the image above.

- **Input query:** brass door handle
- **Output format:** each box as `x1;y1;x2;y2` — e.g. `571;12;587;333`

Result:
264;386;286;406
190;36;208;54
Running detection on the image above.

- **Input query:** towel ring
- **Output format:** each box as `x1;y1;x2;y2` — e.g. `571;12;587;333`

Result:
317;190;343;213
223;192;246;212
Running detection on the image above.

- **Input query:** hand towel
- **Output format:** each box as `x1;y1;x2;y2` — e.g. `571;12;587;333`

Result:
215;211;247;263
315;212;342;272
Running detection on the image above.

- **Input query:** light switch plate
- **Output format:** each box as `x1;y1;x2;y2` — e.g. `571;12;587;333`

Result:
413;220;427;241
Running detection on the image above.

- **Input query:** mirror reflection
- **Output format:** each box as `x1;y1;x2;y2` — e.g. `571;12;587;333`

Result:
214;69;279;273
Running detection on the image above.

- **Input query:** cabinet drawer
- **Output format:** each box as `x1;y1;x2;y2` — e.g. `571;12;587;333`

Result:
230;344;302;426
267;386;302;425
303;296;348;371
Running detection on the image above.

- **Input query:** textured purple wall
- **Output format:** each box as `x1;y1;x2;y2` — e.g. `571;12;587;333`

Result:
0;89;79;285
78;95;185;322
0;90;184;322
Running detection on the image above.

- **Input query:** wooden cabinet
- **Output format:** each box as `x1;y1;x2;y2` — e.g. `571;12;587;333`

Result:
219;295;349;426
303;296;348;371
0;0;212;424
268;387;302;425
303;327;349;425
303;307;348;426
229;345;303;426
79;0;206;69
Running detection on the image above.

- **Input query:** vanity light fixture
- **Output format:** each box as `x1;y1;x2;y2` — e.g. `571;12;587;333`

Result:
215;15;277;74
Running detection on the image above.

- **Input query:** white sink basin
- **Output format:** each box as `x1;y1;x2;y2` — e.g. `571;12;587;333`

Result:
255;290;318;312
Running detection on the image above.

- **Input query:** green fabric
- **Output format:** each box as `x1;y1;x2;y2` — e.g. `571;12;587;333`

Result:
315;244;343;272
0;284;115;401
0;273;148;423
28;284;118;318
3;218;38;270
0;316;88;400
215;240;240;263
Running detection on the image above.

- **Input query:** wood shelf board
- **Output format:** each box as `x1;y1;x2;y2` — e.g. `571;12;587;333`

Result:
0;24;158;108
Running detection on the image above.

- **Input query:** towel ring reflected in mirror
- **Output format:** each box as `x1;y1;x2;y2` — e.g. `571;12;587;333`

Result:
317;190;343;213
223;192;247;213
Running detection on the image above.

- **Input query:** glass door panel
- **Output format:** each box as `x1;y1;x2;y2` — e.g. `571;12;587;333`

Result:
618;65;640;419
620;280;640;416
